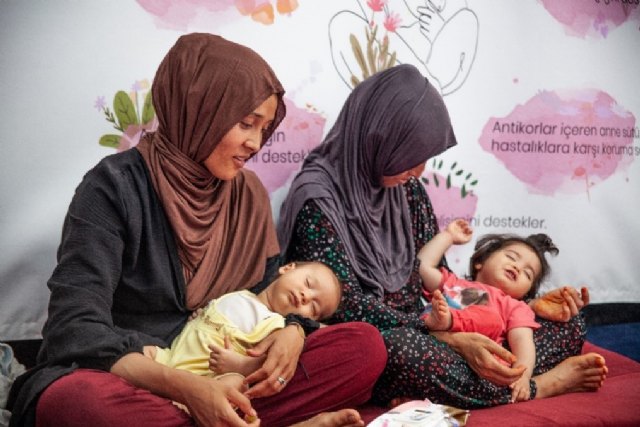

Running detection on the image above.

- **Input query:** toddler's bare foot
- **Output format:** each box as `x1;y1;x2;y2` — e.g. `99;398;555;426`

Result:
289;409;364;427
424;290;452;331
533;353;607;399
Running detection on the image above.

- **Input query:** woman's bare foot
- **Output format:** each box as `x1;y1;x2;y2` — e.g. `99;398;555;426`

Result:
424;290;452;331
533;353;607;399
289;409;364;427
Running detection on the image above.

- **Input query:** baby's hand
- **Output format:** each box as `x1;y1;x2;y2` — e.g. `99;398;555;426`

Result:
209;336;238;374
510;375;531;402
446;219;473;245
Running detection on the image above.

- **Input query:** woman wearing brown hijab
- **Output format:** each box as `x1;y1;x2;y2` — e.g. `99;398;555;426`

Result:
8;34;385;427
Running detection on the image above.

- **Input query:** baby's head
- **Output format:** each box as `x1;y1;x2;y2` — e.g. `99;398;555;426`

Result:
265;261;342;321
469;233;558;300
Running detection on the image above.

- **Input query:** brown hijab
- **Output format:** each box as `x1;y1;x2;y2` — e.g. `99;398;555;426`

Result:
137;33;286;309
278;64;456;298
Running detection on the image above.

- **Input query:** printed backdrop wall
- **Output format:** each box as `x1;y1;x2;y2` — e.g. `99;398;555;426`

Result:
1;0;639;340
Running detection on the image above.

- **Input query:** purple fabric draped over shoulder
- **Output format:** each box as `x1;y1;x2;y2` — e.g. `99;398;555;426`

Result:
278;64;457;298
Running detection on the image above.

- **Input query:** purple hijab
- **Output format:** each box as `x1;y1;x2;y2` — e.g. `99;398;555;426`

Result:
277;64;457;298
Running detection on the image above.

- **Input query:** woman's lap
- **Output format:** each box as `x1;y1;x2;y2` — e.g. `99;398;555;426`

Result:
36;369;194;427
36;322;386;427
253;322;386;426
373;315;585;408
531;314;586;375
373;327;513;408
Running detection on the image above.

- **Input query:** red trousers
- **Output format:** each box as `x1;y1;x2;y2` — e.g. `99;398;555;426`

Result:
36;322;386;427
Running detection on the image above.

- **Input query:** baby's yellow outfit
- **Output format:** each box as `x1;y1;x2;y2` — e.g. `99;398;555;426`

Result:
154;290;285;376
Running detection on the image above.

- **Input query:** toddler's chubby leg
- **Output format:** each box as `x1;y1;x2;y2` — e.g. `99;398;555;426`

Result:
423;290;452;331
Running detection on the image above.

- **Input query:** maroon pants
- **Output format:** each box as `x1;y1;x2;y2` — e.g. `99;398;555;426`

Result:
36;322;386;427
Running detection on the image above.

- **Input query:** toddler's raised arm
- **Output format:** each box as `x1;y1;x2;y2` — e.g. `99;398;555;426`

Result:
418;219;473;292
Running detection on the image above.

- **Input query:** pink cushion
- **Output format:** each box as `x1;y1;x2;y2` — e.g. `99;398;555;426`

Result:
359;342;640;426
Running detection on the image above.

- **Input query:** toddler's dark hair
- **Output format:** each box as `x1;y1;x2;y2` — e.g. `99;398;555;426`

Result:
469;233;559;300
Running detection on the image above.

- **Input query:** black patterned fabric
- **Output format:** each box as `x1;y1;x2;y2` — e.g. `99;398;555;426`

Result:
284;177;586;408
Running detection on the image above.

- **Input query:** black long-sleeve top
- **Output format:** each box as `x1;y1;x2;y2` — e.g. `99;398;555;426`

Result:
8;149;278;426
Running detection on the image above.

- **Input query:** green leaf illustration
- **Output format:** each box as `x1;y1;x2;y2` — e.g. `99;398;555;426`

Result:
380;36;389;69
385;51;397;69
99;134;121;148
141;91;155;125
423;158;479;200
350;25;397;87
366;27;377;75
114;91;139;130
350;33;369;80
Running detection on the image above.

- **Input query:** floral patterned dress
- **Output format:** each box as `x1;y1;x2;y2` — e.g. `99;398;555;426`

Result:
284;177;586;408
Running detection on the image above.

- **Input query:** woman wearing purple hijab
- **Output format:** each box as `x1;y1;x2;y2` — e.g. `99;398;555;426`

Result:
278;64;593;408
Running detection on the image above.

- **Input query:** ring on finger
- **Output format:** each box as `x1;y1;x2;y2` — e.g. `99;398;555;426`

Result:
277;376;287;386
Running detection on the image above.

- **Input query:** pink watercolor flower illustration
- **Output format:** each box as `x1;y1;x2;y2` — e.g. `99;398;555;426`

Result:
117;118;159;152
367;0;387;12
136;0;299;28
479;89;636;197
97;79;157;151
421;159;478;230
94;96;106;111
539;0;640;38
97;83;324;195
421;165;478;269
383;11;402;32
245;97;326;193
